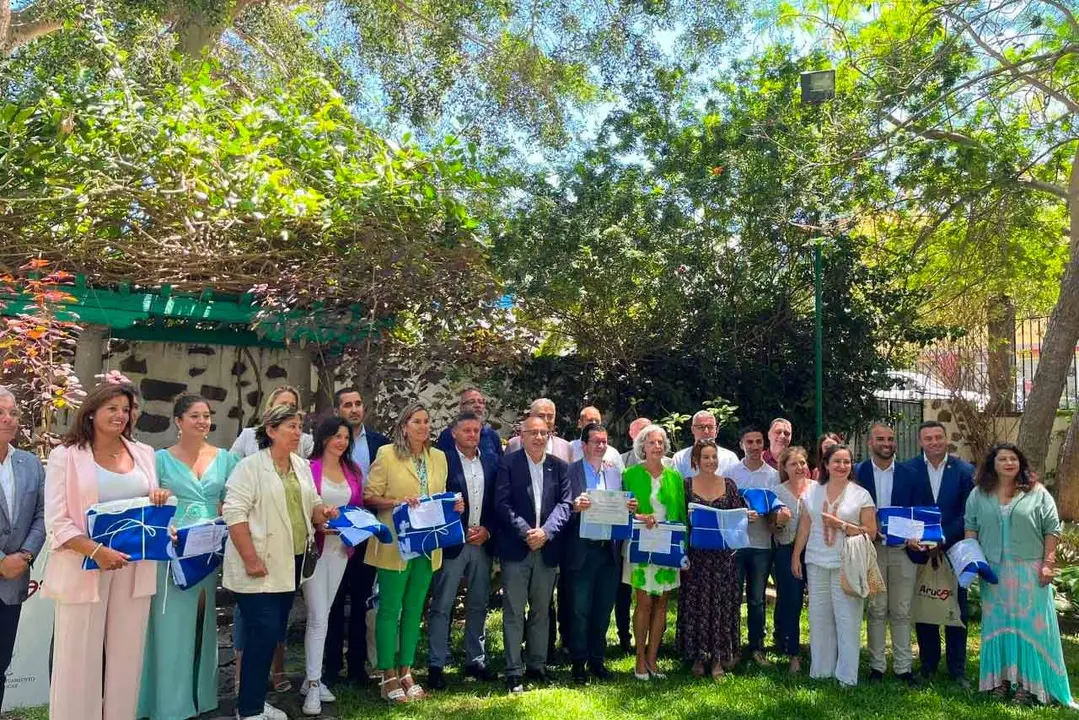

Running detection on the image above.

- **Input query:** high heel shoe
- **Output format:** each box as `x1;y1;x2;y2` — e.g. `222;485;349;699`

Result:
634;663;650;681
647;663;666;680
380;676;407;704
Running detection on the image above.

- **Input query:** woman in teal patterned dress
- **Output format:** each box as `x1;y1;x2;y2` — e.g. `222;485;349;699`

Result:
964;443;1074;708
139;394;238;719
621;424;685;682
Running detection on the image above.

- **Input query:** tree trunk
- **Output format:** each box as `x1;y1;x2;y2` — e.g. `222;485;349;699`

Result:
986;294;1016;414
1057;409;1079;521
1017;144;1079;473
172;0;266;59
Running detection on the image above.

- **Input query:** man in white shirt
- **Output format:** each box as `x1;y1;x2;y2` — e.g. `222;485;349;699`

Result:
495;416;572;692
505;398;573;462
568;406;624;471
724;426;780;665
672;410;738;479
854;423;920;686
427;413;500;688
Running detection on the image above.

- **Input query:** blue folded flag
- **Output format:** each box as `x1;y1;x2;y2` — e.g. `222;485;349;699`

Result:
688;504;749;550
327;505;393;547
739;488;785;516
877;506;943;547
83;497;178;570
628;521;688;569
947;538;999;589
167;518;229;590
392;493;465;560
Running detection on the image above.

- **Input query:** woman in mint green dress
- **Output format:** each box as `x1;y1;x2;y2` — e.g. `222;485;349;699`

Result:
139;394;238;720
965;443;1073;708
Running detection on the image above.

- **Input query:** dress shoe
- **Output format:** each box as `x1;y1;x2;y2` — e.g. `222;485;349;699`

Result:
589;663;611;681
506;675;524;694
572;663;589;685
524;667;552;684
464;663;495;681
896;672;920;687
953;676;971;691
427;666;447;690
869;670;884;682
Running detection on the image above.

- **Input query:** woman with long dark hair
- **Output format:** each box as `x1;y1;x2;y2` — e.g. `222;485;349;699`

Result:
140;393;237;720
44;382;172;720
965;443;1072;707
300;416;365;716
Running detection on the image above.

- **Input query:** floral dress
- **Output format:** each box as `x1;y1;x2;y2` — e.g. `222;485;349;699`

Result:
676;477;744;664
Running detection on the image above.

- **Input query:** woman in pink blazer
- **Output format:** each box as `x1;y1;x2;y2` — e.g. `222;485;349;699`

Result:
44;382;172;720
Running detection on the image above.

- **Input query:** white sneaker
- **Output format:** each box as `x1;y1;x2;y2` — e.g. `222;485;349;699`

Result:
300;679;336;702
263;703;288;720
302;686;322;716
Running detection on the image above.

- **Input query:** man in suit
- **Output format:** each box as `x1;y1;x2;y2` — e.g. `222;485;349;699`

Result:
495;416;572;693
427;412;499;688
435;387;504;461
565;423;637;684
325;387;392;685
854;422;920;686
904;420;975;688
0;387;46;708
505;398;573;463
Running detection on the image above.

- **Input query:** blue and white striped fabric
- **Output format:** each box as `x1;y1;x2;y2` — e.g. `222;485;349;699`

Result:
877;506;943;547
391;492;465;560
83;497;178;570
167;518;228;590
688;504;749;550
739;488;785;516
947;538;999;589
628;521;688;569
327;505;393;548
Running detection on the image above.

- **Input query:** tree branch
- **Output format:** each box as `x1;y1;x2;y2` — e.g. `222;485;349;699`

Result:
2;4;63;55
882;112;981;147
1040;0;1079;40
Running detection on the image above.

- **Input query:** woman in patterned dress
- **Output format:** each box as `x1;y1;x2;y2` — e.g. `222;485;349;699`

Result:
676;440;744;680
622;424;685;681
965;443;1073;707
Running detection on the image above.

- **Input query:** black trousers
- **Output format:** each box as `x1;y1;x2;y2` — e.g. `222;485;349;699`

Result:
615;560;632;644
325;541;377;681
916;586;969;679
0;601;21;709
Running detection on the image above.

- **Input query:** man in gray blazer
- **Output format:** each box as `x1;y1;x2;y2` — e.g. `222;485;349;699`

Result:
0;387;46;708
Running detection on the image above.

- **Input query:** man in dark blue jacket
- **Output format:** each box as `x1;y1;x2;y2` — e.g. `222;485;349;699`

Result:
436;386;504;461
495;416;571;693
325;388;391;685
903;420;975;688
426;412;499;688
853;422;921;686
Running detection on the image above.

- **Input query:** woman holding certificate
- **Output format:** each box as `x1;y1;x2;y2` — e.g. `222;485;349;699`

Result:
675;439;744;680
223;404;338;720
965;443;1072;707
140;393;238;720
791;444;876;687
44;382;173;720
622;424;685;681
363;403;462;704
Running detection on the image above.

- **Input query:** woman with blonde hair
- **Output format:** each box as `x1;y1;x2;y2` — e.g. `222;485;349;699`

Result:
364;403;462;703
231;385;314;459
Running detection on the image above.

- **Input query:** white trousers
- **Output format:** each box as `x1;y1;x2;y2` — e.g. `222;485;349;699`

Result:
807;563;865;686
303;536;350;683
867;544;917;674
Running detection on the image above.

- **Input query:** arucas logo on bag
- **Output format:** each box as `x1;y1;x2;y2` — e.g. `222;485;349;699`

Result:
918;583;952;602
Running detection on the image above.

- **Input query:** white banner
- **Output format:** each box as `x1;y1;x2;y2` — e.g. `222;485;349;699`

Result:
3;550;53;711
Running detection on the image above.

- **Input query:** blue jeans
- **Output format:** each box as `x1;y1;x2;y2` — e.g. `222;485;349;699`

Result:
736;547;773;653
234;557;300;718
772;543;805;657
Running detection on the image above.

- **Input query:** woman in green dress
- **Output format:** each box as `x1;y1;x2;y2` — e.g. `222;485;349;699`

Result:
139;394;238;720
621;424;685;681
965;443;1073;708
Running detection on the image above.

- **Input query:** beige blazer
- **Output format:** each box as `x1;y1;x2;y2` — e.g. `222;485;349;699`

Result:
363;444;448;572
222;449;322;594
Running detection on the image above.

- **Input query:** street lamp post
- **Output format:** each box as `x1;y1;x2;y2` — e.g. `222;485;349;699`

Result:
800;69;836;441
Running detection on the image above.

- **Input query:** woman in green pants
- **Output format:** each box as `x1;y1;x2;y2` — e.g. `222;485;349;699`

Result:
363;402;461;703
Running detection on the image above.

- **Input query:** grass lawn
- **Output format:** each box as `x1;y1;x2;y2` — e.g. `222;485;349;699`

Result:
5;599;1077;720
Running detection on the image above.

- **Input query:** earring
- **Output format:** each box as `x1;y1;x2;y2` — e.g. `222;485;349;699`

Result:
178;427;183;440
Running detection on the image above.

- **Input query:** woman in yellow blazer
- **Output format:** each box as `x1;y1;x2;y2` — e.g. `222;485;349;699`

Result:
364;402;461;703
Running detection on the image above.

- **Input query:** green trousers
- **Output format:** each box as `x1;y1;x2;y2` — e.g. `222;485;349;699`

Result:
376;557;434;670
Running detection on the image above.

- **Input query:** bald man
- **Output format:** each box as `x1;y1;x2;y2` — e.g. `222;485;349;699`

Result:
505;399;573;463
568;406;624;471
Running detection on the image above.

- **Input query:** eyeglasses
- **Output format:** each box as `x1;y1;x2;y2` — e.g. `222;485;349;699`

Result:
692;424;716;430
522;429;550;437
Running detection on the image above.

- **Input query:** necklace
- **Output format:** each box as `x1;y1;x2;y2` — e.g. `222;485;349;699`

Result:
822;483;847;547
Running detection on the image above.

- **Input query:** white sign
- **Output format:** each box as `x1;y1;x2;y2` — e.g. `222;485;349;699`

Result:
3;550;53;711
888;515;926;542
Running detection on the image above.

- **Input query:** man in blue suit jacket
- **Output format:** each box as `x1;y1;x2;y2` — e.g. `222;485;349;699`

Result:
564;423;638;684
495;416;571;693
853;423;921;686
427;412;499;688
904;420;975;688
0;389;46;709
326;388;392;685
435;387;504;461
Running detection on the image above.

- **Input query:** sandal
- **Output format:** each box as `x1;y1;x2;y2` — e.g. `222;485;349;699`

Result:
401;673;426;700
990;684;1009;700
711;663;725;681
271;672;291;693
691;660;705;677
1013;687;1035;706
380;676;407;704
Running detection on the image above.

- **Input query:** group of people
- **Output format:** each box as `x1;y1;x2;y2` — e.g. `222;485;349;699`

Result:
0;379;1072;720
